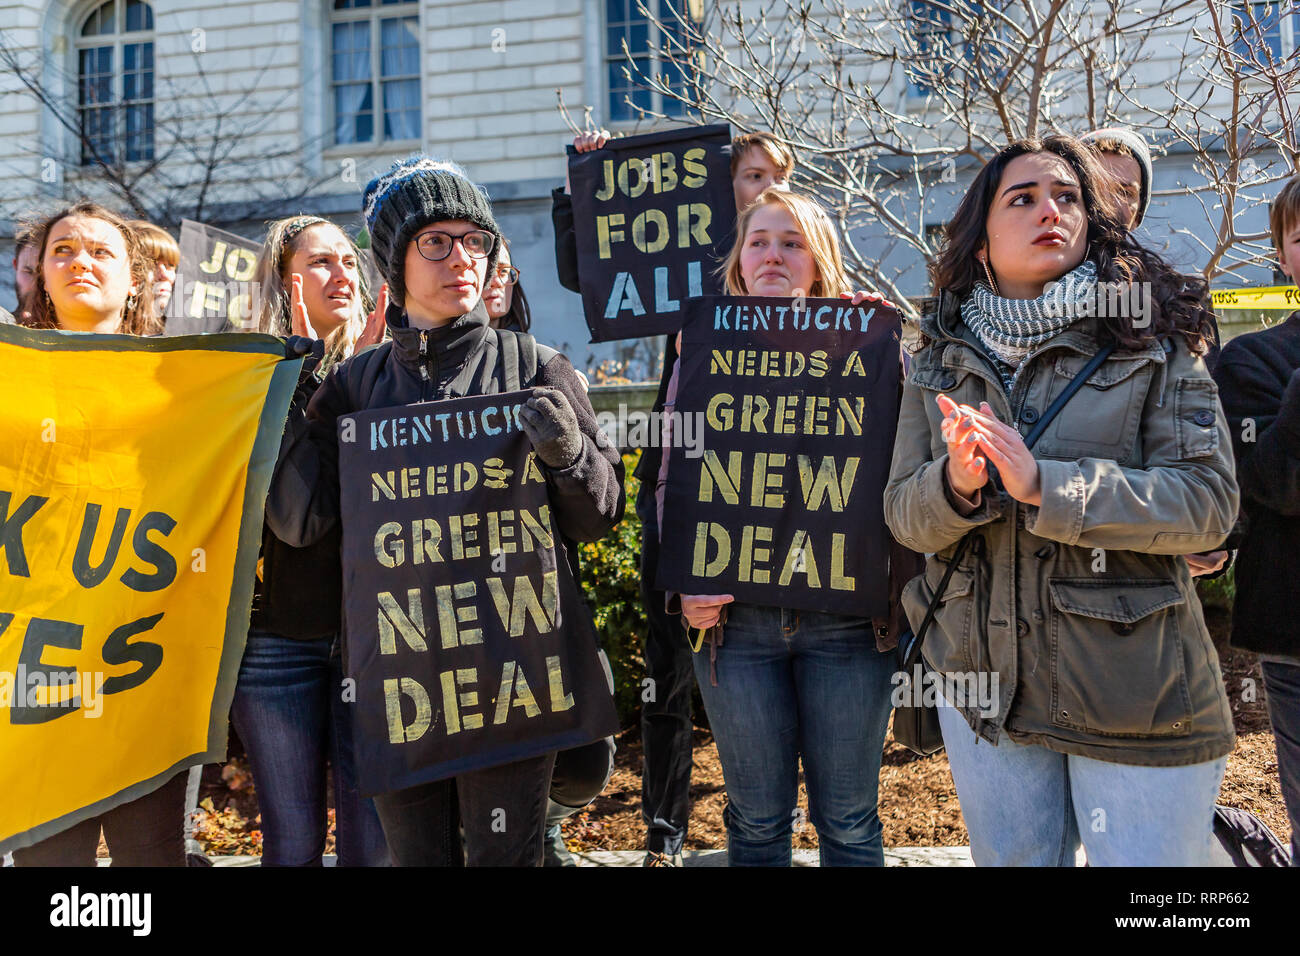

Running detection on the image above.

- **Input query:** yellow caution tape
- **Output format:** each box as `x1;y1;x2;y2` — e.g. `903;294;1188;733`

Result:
1210;285;1300;310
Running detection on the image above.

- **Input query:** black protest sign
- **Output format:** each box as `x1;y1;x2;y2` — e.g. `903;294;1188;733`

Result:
568;124;736;343
657;296;902;618
338;391;619;794
169;220;261;335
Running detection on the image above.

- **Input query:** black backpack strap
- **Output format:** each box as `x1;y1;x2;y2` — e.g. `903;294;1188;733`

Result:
495;328;549;390
495;328;521;392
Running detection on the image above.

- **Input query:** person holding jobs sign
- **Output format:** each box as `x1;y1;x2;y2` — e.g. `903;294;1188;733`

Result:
655;187;916;867
265;157;623;866
553;127;796;865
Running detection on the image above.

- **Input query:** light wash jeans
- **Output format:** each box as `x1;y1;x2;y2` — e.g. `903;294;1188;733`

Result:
937;700;1226;866
693;603;896;867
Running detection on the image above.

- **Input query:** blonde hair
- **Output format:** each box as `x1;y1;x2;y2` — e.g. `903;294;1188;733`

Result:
722;188;849;298
126;220;179;268
253;216;374;371
730;132;795;179
1270;174;1300;260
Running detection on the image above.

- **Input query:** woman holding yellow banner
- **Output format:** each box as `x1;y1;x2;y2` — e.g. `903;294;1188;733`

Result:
13;201;181;865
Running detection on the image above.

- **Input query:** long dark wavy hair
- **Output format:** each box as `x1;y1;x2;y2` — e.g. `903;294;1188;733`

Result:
930;135;1214;353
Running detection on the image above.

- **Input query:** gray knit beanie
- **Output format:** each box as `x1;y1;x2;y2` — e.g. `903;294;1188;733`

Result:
362;156;501;307
1080;127;1153;226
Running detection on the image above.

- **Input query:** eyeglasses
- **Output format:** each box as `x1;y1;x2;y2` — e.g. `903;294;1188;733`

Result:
493;266;520;286
413;230;495;262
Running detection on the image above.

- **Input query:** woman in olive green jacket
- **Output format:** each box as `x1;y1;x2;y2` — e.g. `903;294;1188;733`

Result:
884;136;1239;866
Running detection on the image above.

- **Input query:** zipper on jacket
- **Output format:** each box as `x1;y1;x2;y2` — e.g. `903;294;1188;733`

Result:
418;329;432;400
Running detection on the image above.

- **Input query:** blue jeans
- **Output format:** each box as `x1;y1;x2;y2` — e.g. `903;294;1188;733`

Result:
1261;660;1300;864
936;700;1226;866
231;630;389;866
692;603;896;866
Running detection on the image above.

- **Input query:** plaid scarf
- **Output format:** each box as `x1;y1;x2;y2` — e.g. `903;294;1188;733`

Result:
961;259;1098;391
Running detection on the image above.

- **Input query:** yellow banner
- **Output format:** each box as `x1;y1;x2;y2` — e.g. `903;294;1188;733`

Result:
1210;285;1300;310
0;325;299;854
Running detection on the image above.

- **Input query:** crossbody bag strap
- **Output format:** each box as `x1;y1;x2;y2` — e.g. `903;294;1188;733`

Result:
904;341;1118;668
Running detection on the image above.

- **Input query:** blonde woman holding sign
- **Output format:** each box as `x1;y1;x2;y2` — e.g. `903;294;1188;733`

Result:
656;187;907;867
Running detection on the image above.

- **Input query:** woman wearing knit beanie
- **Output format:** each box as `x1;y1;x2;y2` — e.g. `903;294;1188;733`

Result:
265;157;625;866
885;135;1238;866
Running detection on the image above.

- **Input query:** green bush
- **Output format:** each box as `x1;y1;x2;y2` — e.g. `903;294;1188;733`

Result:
577;451;649;725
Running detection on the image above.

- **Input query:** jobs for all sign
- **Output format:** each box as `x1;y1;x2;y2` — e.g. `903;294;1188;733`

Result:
567;124;737;343
338;392;619;794
657;296;903;618
169;219;263;335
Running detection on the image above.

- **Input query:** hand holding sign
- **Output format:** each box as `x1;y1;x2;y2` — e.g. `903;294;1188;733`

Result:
289;274;318;340
519;387;583;468
842;289;895;310
358;284;389;351
681;594;734;629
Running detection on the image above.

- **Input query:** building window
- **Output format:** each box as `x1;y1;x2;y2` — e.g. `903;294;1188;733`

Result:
905;1;1006;98
76;0;154;165
605;0;694;122
330;0;421;146
1232;1;1300;62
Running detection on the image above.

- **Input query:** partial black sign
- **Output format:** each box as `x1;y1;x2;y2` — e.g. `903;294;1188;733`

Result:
169;219;261;335
338;391;619;794
657;296;902;618
568;124;736;343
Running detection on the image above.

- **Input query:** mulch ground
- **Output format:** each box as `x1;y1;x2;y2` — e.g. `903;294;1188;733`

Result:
186;603;1289;858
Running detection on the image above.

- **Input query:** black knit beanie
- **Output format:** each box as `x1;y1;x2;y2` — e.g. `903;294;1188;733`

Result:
362;157;502;307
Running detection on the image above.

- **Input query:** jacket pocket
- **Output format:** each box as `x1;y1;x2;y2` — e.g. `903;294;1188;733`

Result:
1039;354;1153;459
1173;377;1220;460
1048;578;1193;737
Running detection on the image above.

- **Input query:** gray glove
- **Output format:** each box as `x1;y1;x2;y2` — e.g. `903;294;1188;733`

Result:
519;386;583;468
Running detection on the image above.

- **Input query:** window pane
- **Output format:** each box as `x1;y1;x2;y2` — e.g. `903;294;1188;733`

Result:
78;46;113;105
607;0;627;25
81;107;114;164
82;0;116;36
335;83;374;144
332;21;372;81
125;0;153;32
607;58;651;121
1233;1;1285;59
383;78;420;139
123;42;153;101
380;16;419;77
124;102;154;161
335;0;373;7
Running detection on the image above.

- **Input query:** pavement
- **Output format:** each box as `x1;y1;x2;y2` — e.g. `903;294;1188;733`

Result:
193;846;977;867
